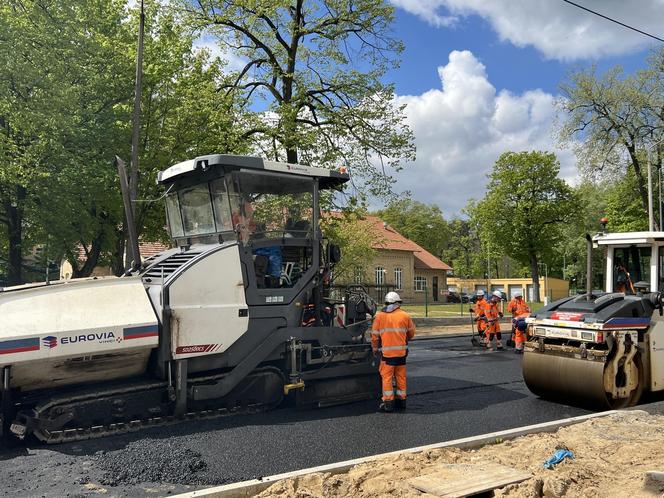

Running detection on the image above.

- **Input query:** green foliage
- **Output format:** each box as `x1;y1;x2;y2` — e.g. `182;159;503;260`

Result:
441;218;482;278
0;0;249;283
377;197;449;258
181;0;415;199
322;210;377;283
559;49;664;227
550;181;607;291
473;151;578;298
0;0;135;283
604;169;649;232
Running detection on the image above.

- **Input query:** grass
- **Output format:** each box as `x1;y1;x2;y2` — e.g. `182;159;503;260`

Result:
402;302;544;318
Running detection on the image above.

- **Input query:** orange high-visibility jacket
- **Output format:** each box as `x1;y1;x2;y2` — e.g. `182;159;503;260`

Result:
507;298;530;318
371;308;416;358
474;298;489;321
485;300;501;333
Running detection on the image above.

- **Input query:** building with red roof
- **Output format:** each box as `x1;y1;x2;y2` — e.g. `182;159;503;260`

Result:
347;215;452;304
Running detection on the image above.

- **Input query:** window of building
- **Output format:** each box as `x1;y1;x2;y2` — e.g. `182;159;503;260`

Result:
414;276;427;292
354;267;363;284
375;267;386;285
394;267;403;290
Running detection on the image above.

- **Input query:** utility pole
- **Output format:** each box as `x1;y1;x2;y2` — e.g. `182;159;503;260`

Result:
659;166;663;230
130;0;145;205
486;241;490;292
126;0;145;270
648;150;655;231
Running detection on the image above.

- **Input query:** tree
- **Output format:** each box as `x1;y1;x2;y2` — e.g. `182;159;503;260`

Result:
377;198;448;258
474;151;578;302
0;0;250;284
549;181;607;293
182;0;415;198
559;51;664;228
321;209;377;284
604;169;650;233
0;0;137;284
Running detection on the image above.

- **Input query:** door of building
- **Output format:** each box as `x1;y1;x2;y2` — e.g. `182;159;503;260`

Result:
432;276;439;302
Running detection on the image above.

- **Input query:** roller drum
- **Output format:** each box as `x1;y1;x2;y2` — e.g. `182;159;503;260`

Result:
522;350;610;409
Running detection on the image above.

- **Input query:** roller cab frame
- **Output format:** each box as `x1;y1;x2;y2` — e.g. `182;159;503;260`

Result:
523;231;664;409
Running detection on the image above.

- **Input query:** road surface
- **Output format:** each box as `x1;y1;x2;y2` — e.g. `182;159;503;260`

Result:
0;334;594;497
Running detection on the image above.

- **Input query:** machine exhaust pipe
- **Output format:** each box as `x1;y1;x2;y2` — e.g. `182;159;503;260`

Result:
585;233;593;300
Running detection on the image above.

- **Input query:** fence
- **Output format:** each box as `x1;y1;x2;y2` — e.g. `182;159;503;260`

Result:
327;284;395;304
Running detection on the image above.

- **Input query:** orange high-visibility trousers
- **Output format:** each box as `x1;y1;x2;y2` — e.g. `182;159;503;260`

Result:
514;329;525;349
380;361;407;401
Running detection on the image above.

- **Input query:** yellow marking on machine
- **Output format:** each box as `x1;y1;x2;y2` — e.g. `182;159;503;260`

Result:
283;381;305;395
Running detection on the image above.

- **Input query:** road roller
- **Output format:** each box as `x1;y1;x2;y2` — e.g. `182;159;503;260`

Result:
523;230;664;409
0;155;378;443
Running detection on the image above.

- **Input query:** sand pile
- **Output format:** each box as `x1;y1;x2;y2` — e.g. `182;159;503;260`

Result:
258;410;664;497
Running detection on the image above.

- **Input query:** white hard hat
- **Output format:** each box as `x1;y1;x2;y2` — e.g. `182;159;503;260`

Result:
492;290;503;299
513;290;522;297
385;291;402;304
476;290;485;296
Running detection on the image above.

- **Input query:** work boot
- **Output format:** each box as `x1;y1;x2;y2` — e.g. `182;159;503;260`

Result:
514;348;523;354
378;400;394;413
395;398;407;411
496;341;503;350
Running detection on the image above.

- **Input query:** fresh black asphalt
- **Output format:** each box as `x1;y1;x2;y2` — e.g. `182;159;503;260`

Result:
0;335;601;497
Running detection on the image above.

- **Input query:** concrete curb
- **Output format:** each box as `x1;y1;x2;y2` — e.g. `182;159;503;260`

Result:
173;410;616;498
411;333;471;341
413;317;512;327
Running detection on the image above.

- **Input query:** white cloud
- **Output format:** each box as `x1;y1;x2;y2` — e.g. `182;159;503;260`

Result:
392;50;576;216
193;35;247;72
390;0;663;60
388;0;457;27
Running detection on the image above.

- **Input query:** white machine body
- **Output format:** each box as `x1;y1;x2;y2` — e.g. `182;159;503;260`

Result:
166;246;249;359
0;277;159;391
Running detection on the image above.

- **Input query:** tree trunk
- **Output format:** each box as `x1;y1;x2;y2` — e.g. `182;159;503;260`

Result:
112;224;127;276
529;252;540;303
286;148;298;164
4;185;26;286
71;236;103;278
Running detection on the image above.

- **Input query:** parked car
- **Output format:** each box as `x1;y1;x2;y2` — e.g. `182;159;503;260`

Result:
444;291;469;303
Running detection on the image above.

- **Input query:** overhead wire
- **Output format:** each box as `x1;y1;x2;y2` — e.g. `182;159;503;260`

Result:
561;0;664;43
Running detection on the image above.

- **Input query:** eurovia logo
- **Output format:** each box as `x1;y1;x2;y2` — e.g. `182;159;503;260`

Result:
42;336;58;349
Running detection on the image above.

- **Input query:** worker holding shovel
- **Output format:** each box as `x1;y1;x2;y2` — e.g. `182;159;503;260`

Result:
472;290;489;345
484;291;504;350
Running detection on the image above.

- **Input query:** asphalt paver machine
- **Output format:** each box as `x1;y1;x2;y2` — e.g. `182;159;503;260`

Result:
0;155;378;443
523;230;664;409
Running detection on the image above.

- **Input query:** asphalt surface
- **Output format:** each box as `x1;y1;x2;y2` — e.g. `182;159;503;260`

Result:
0;334;608;497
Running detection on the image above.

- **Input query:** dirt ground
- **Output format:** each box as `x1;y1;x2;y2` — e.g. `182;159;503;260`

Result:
257;410;664;498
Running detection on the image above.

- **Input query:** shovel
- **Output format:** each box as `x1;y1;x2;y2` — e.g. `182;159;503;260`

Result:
470;309;482;347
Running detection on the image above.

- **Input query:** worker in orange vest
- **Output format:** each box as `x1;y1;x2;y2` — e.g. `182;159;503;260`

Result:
485;290;504;350
473;290;489;344
507;290;530;354
371;292;416;412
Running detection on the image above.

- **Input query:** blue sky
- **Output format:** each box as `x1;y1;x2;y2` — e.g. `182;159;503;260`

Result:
193;1;664;215
379;0;664;215
389;7;655;97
